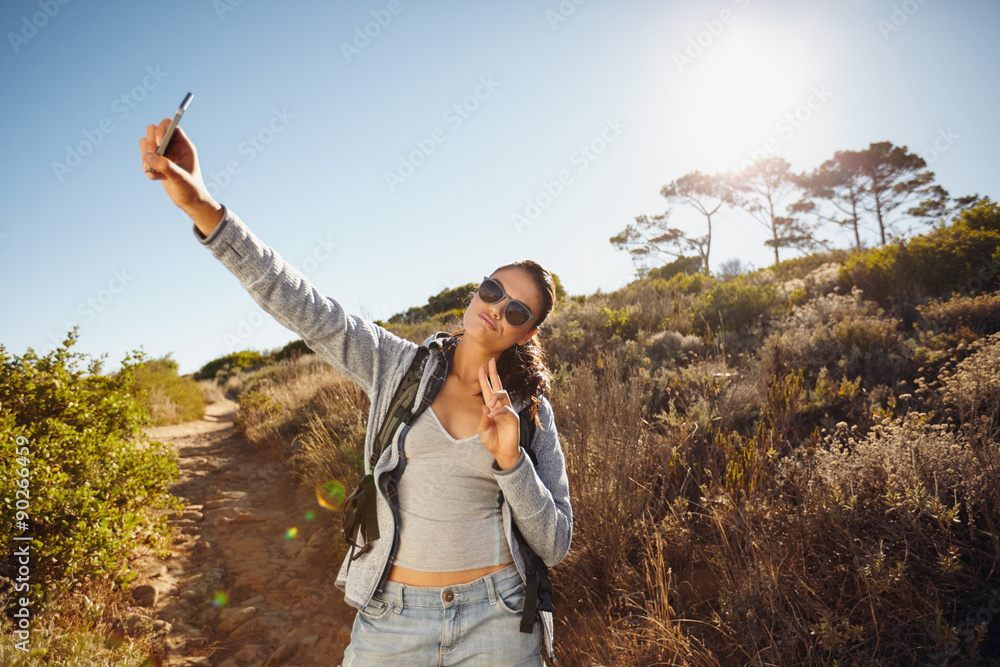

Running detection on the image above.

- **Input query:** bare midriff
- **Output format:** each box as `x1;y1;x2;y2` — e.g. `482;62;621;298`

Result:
387;563;511;587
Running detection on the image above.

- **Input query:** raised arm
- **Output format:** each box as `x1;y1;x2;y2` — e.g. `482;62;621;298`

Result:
139;120;415;394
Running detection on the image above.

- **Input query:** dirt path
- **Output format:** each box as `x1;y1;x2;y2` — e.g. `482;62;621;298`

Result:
129;397;355;666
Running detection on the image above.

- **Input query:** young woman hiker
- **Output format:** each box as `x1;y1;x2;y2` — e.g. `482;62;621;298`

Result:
139;119;572;666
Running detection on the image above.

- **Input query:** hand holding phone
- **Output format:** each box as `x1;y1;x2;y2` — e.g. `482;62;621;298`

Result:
154;92;194;160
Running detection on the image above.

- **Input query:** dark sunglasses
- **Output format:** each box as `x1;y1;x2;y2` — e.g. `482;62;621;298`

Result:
478;277;536;328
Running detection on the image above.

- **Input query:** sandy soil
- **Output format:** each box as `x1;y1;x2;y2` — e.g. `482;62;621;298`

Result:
127;397;355;667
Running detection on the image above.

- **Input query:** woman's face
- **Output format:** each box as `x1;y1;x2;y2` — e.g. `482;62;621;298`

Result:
463;267;544;351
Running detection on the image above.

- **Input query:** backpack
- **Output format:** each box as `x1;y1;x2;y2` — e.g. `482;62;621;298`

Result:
340;343;553;636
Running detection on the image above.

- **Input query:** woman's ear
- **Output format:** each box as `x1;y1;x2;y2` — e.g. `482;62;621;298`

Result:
516;327;538;346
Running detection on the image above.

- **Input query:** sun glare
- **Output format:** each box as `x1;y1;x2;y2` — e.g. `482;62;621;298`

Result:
675;27;819;173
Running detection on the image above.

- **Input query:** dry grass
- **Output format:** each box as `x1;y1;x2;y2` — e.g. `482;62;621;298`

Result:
228;354;370;496
0;577;170;665
212;285;1000;665
197;378;225;404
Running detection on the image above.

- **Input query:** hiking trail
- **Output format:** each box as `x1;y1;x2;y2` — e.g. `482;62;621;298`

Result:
128;396;354;666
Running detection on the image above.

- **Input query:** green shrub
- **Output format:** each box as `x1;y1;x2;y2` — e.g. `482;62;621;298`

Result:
388;282;477;325
195;349;270;381
598;306;640;340
839;198;1000;309
233;387;284;435
0;328;180;612
760;291;910;391
273;338;315;363
690;279;782;335
917;292;1000;338
645;255;703;280
130;354;205;425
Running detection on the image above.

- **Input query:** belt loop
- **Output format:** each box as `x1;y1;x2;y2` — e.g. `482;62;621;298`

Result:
486;570;498;604
394;583;402;611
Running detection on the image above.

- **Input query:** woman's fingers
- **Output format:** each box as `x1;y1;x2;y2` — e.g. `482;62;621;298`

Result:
142;151;173;179
488;357;503;393
478;363;493;402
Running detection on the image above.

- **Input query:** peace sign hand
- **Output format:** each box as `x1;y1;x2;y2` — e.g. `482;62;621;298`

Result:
477;358;521;470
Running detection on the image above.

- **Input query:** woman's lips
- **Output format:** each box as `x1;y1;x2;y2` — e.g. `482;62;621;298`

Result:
479;313;496;331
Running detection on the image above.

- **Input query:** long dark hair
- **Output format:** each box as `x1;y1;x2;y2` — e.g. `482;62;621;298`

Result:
453;260;556;426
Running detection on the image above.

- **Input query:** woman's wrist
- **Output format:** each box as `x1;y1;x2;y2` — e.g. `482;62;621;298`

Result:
494;450;522;471
187;199;224;237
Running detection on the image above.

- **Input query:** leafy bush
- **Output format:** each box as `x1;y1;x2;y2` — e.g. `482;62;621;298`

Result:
388;282;477;325
690;278;782;335
917;292;1000;338
273;338;315;363
645;255;703;280
760;290;910;390
130;353;205;424
839;198;1000;309
195;349;270;381
0;329;180;612
940;332;1000;425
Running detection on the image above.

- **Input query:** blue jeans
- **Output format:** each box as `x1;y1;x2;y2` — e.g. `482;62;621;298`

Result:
342;564;543;666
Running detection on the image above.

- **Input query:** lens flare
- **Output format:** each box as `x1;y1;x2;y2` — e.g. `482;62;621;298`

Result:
285;527;298;540
305;510;315;521
316;480;346;511
212;591;229;609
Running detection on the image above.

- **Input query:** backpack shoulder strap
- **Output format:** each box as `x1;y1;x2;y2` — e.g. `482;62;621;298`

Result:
369;345;429;471
517;402;538;466
511;399;554;636
342;345;429;562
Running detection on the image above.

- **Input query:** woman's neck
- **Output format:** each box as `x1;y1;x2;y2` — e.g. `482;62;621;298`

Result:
450;335;497;391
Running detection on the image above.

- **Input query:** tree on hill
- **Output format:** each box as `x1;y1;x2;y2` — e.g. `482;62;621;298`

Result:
791;154;868;251
614;171;733;275
611;210;707;277
835;142;948;246
728;157;816;265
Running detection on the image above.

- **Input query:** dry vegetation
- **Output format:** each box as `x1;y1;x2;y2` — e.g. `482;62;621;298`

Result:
223;288;1000;663
10;201;989;664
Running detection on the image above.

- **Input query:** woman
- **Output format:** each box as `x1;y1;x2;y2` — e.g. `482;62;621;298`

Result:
139;119;572;665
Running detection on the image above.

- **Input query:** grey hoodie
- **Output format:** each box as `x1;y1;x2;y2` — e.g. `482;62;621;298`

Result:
194;206;572;654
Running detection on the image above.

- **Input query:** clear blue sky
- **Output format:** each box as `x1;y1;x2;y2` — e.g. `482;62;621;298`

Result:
1;0;997;375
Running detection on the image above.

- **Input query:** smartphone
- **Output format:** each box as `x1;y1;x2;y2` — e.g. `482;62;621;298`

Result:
156;92;194;157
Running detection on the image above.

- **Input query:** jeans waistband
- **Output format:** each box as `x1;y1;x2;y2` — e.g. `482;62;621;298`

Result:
377;564;521;608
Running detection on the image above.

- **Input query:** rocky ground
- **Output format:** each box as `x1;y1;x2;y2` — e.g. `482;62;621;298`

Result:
127;397;356;666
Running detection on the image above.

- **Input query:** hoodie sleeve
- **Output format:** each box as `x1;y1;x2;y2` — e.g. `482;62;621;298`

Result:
494;395;573;567
193;206;415;395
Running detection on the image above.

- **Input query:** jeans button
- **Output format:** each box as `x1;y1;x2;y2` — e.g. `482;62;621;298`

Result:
442;589;454;602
